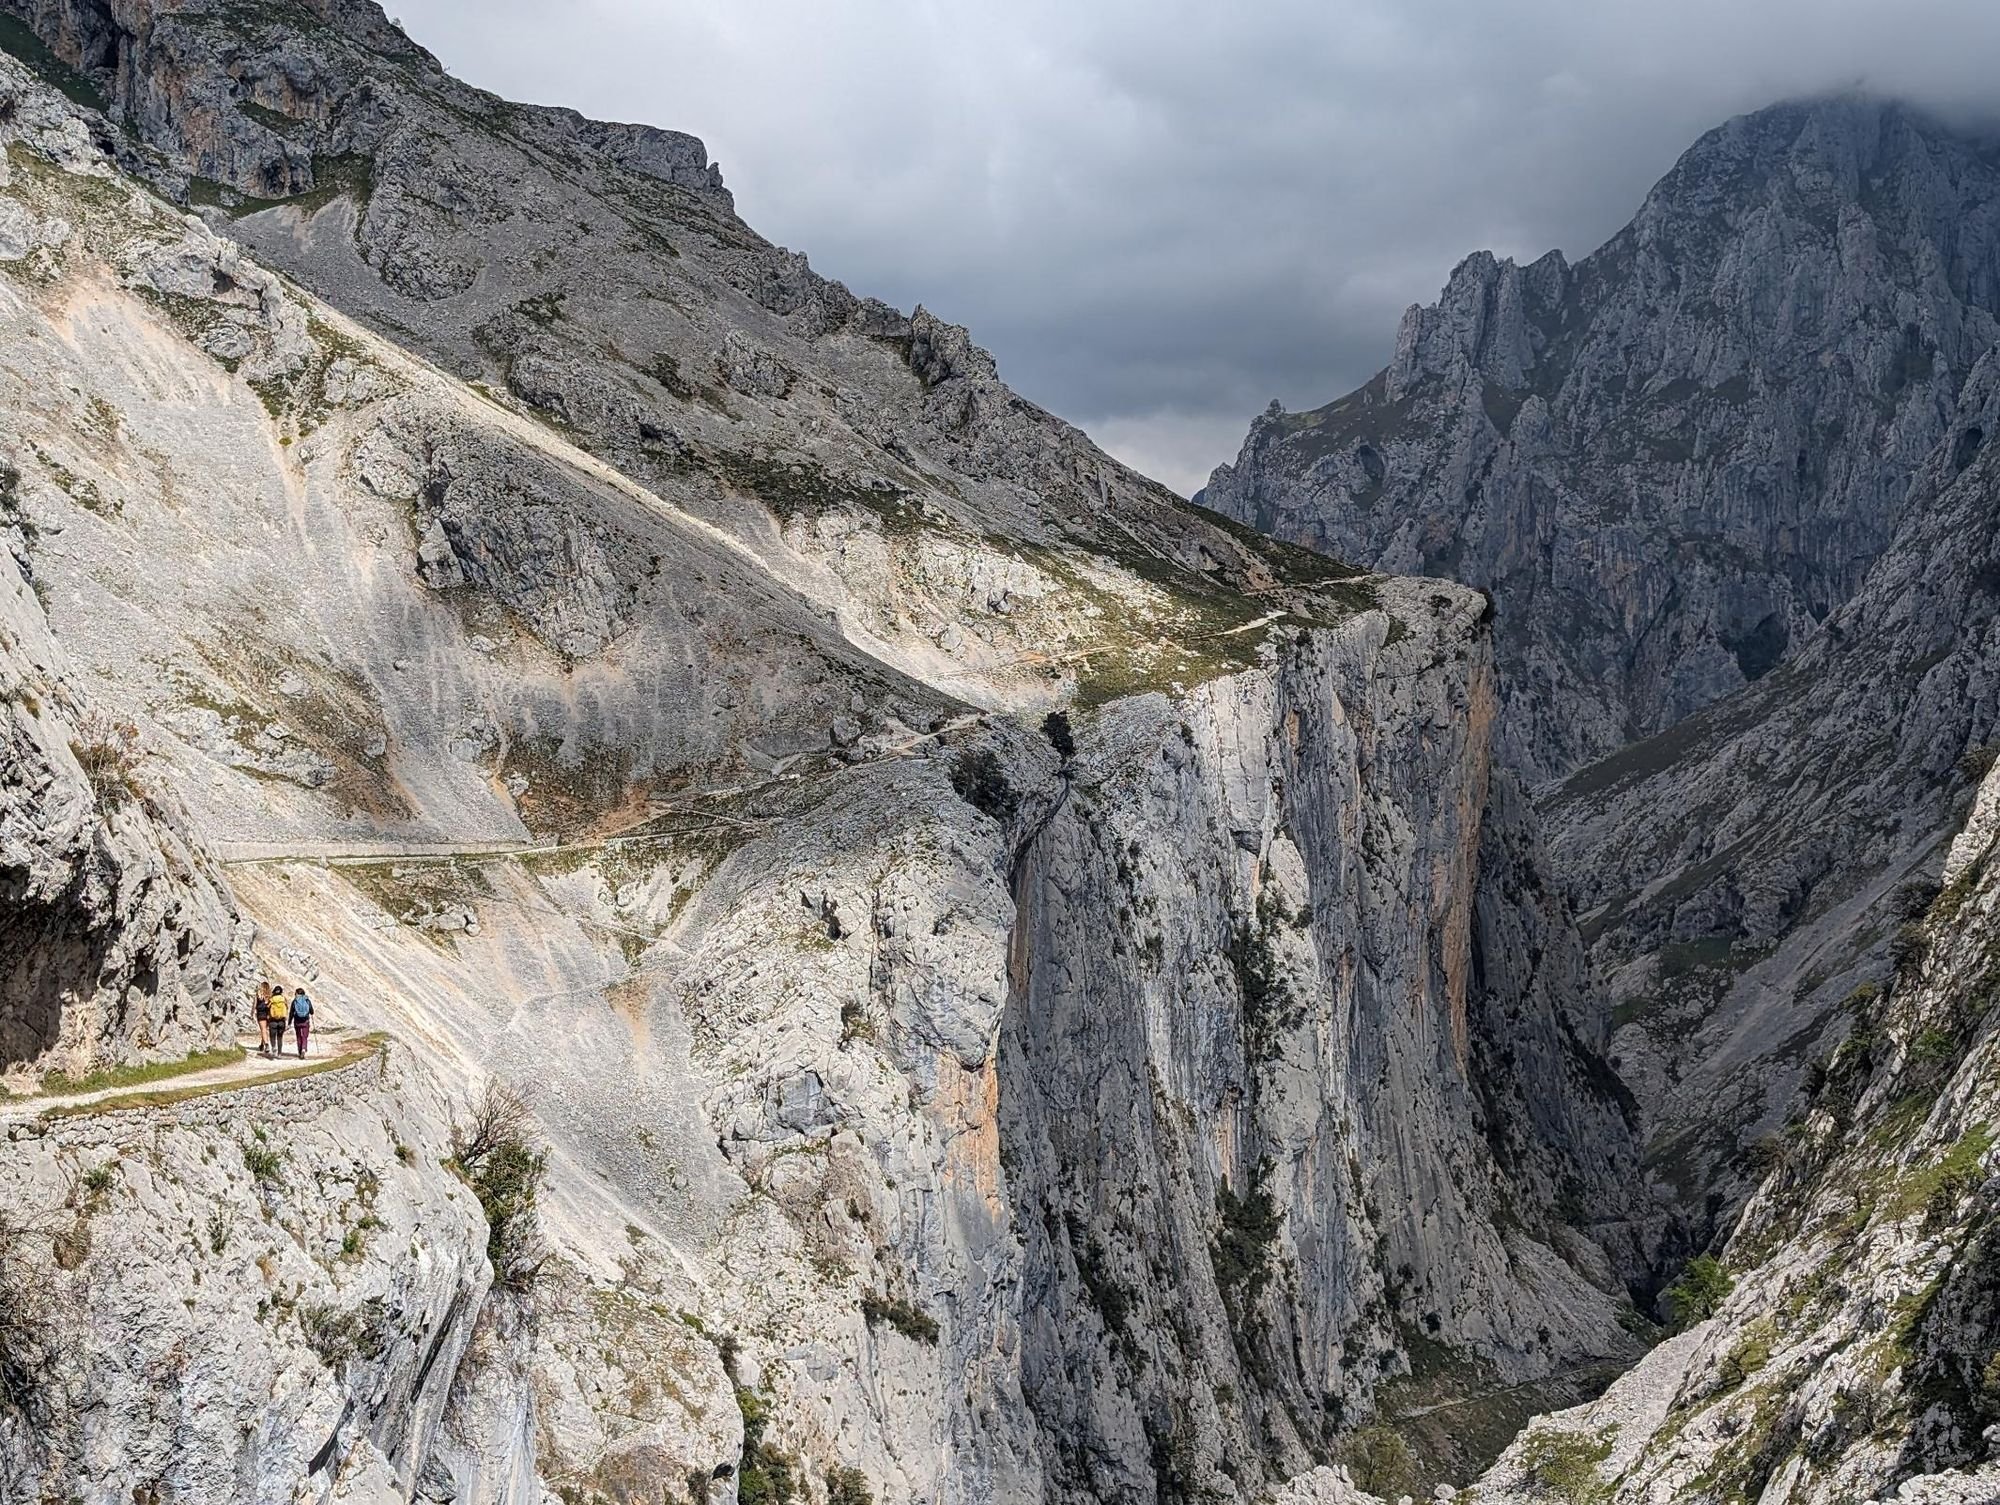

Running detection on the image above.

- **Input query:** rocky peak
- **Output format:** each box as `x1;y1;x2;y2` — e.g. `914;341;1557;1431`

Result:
0;0;724;203
1206;94;2000;785
1386;246;1570;397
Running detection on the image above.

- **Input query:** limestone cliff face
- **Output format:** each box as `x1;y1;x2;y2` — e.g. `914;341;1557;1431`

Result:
1204;96;2000;785
0;458;245;1083
0;1045;492;1503
0;1035;741;1505
1543;347;2000;1235
1433;751;2000;1505
1001;599;1641;1499
0;22;1646;1504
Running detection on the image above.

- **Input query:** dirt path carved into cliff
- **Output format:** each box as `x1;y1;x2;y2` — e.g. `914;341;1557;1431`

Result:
0;1030;379;1123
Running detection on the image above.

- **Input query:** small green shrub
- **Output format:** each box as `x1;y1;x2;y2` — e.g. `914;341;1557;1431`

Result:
299;1298;386;1368
1890;919;1930;966
243;1141;284;1183
1212;1171;1281;1312
1066;1215;1134;1339
451;1082;550;1291
1041;710;1076;762
949;747;1017;823
824;1465;873;1505
517;291;567;326
1718;1319;1774;1389
69;711;145;806
1664;1254;1733;1331
1337;1425;1416;1498
860;1292;939;1345
736;1386;798;1505
0;1215;64;1425
1910;1027;1960;1065
1895;877;1944;921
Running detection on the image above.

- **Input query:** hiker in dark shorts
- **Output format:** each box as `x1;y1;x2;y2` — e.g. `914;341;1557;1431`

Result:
253;982;274;1057
291;987;314;1057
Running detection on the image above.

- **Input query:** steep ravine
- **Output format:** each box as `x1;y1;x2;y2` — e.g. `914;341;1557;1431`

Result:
1276;753;2000;1504
0;26;1656;1505
1205;87;2000;1300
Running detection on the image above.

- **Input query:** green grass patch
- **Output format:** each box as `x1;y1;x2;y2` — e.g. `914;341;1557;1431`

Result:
331;858;498;933
0;16;108;111
236;100;304;135
1717;1319;1775;1389
1890;1122;1993;1223
38;1046;244;1098
188;153;376;218
1609;992;1663;1031
709;447;920;531
1518;1425;1616;1504
1180;498;1370;588
1014;542;1284;708
1658;935;1739;977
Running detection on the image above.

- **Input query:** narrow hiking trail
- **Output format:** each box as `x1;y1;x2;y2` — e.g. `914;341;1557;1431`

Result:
1389;1360;1630;1420
0;1030;379;1123
214;710;997;872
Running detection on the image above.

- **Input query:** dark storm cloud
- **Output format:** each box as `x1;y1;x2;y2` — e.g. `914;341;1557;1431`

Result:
389;0;2000;492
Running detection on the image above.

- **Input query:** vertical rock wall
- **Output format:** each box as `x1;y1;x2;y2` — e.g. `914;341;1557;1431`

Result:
0;509;245;1082
1001;593;1640;1499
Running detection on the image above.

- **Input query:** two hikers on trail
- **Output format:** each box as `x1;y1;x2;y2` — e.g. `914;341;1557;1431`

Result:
253;981;315;1058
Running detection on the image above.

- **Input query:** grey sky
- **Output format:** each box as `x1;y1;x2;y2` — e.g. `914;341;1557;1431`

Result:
390;0;2000;494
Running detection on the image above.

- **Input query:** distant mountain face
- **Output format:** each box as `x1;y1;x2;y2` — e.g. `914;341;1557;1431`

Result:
1205;97;2000;784
1547;345;2000;1229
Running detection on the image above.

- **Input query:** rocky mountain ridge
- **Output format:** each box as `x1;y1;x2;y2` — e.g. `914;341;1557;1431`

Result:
1204;95;2000;785
1207;87;2000;1224
0;11;1647;1503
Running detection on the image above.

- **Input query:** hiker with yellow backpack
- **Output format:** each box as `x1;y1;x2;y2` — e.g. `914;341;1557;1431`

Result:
266;986;292;1057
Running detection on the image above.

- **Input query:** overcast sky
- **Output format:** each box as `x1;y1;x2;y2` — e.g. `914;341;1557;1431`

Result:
390;0;2000;494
